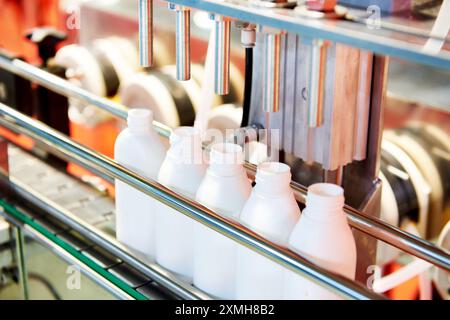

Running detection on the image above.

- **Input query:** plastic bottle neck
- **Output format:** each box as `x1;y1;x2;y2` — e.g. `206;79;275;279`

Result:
166;127;203;165
254;162;292;197
305;183;345;220
208;143;245;177
127;108;153;134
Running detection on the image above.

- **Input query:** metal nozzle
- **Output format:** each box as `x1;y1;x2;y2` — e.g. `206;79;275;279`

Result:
139;0;153;67
308;39;328;127
263;33;282;113
173;6;191;81
214;17;231;95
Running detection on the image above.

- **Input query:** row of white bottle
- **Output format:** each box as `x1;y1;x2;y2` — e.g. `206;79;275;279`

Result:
236;161;300;299
114;109;357;299
114;109;166;258
156;126;206;281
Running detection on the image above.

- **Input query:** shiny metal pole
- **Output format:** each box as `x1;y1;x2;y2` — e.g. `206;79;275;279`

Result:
213;15;231;95
244;161;450;273
262;32;282;113
170;4;191;81
7;177;209;300
0;102;382;300
0;56;171;137
139;0;153;67
176;8;191;80
0;56;127;119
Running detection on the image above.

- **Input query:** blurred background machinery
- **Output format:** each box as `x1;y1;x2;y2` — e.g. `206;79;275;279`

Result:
0;0;448;300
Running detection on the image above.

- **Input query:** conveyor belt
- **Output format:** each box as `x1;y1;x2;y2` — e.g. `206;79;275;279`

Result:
4;145;181;300
8;145;115;230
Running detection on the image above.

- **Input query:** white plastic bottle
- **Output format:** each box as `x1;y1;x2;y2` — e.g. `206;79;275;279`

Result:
236;162;301;299
194;143;252;299
283;183;357;300
156;127;207;282
114;108;166;260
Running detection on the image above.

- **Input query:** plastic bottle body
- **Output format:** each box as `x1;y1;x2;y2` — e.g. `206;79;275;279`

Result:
237;247;287;299
193;143;252;299
236;162;301;299
156;127;206;282
114;109;166;260
283;183;357;300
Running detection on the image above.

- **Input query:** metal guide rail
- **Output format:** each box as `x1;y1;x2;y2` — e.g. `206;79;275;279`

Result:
0;56;448;272
0;103;382;300
1;146;210;300
0;146;183;300
0;62;449;300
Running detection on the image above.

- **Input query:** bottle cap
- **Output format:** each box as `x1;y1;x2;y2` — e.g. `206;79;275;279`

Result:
127;108;153;129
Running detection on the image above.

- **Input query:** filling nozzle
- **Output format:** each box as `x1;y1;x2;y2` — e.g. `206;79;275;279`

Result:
169;4;191;81
211;14;232;95
139;0;153;67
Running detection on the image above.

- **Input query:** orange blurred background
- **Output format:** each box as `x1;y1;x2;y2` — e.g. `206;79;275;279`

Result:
0;0;64;63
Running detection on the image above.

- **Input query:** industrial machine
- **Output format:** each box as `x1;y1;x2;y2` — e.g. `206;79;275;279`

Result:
0;0;449;300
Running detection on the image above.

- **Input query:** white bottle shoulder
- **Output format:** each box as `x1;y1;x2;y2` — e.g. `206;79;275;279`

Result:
158;160;206;198
114;128;167;178
196;172;252;220
240;192;300;245
288;209;357;276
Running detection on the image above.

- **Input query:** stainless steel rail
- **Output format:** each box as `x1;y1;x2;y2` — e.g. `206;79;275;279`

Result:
0;56;170;138
7;175;210;300
0;56;448;273
0;103;381;300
